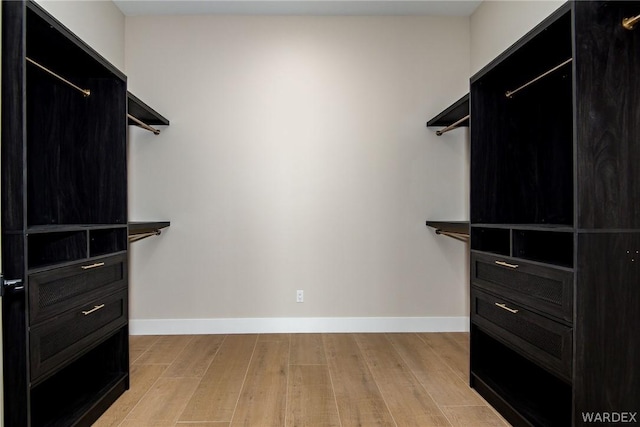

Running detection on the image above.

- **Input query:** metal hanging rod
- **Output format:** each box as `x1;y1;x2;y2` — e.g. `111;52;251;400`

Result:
436;114;470;136
26;57;91;97
623;14;640;30
505;58;572;99
128;114;161;135
435;230;469;242
128;230;162;243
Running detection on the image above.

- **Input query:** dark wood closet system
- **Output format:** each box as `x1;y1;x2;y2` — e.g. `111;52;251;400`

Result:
1;1;168;425
469;2;640;425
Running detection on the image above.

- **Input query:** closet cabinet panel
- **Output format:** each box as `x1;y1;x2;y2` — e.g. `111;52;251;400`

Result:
574;232;640;419
1;1;27;233
2;3;30;427
575;2;640;229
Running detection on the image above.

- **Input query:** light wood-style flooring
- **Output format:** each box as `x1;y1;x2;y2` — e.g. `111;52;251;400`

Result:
94;333;510;427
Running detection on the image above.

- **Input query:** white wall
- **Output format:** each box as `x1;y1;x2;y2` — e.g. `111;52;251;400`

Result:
470;0;565;75
125;15;471;333
35;0;125;71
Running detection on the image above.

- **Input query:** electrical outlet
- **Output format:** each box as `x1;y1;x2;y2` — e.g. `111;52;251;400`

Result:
296;290;304;303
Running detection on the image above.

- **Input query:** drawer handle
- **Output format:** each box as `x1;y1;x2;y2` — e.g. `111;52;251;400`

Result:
82;304;105;316
81;262;105;270
495;302;519;314
495;260;519;269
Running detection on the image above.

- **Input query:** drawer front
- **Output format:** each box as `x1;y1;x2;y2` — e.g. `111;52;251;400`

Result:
471;251;573;322
30;290;128;382
29;254;127;325
471;288;572;381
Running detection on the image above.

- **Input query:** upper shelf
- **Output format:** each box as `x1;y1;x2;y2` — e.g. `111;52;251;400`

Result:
426;94;469;135
127;92;169;135
425;220;469;242
128;221;170;243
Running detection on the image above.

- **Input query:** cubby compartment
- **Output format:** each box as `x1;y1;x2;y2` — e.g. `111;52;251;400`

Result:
512;229;573;268
28;230;87;269
90;227;127;257
471;227;510;256
471;326;572;427
30;328;128;427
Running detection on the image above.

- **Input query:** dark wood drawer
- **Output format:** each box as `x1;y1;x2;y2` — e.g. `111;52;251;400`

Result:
471;288;572;381
28;254;127;325
471;251;573;322
30;290;128;383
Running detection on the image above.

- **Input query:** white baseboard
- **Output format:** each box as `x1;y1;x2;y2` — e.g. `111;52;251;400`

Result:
129;316;470;335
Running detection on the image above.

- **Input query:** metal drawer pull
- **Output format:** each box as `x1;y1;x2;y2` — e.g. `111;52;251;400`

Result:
495;260;519;269
495;303;519;314
81;262;105;270
82;304;105;316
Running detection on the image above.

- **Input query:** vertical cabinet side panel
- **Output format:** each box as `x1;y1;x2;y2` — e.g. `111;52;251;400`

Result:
575;1;640;229
1;1;29;426
575;232;640;420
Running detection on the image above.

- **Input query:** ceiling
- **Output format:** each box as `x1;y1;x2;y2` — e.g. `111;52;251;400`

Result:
113;1;482;17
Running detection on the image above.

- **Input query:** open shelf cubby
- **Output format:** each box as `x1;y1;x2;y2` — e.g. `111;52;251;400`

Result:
30;328;128;427
28;231;87;269
90;227;127;257
470;227;510;256
512;229;573;268
471;326;572;427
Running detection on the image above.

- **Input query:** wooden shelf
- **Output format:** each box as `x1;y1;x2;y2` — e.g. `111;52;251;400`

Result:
127;92;169;126
127;92;169;135
128;221;170;243
425;221;469;242
426;94;469;134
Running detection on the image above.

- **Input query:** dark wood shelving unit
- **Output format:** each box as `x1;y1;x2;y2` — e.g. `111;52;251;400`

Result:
425;221;469;242
2;1;130;425
426;93;469;135
469;2;640;426
128;221;171;243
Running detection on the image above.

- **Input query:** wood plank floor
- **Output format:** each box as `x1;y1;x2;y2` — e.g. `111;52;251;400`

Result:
94;333;510;427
